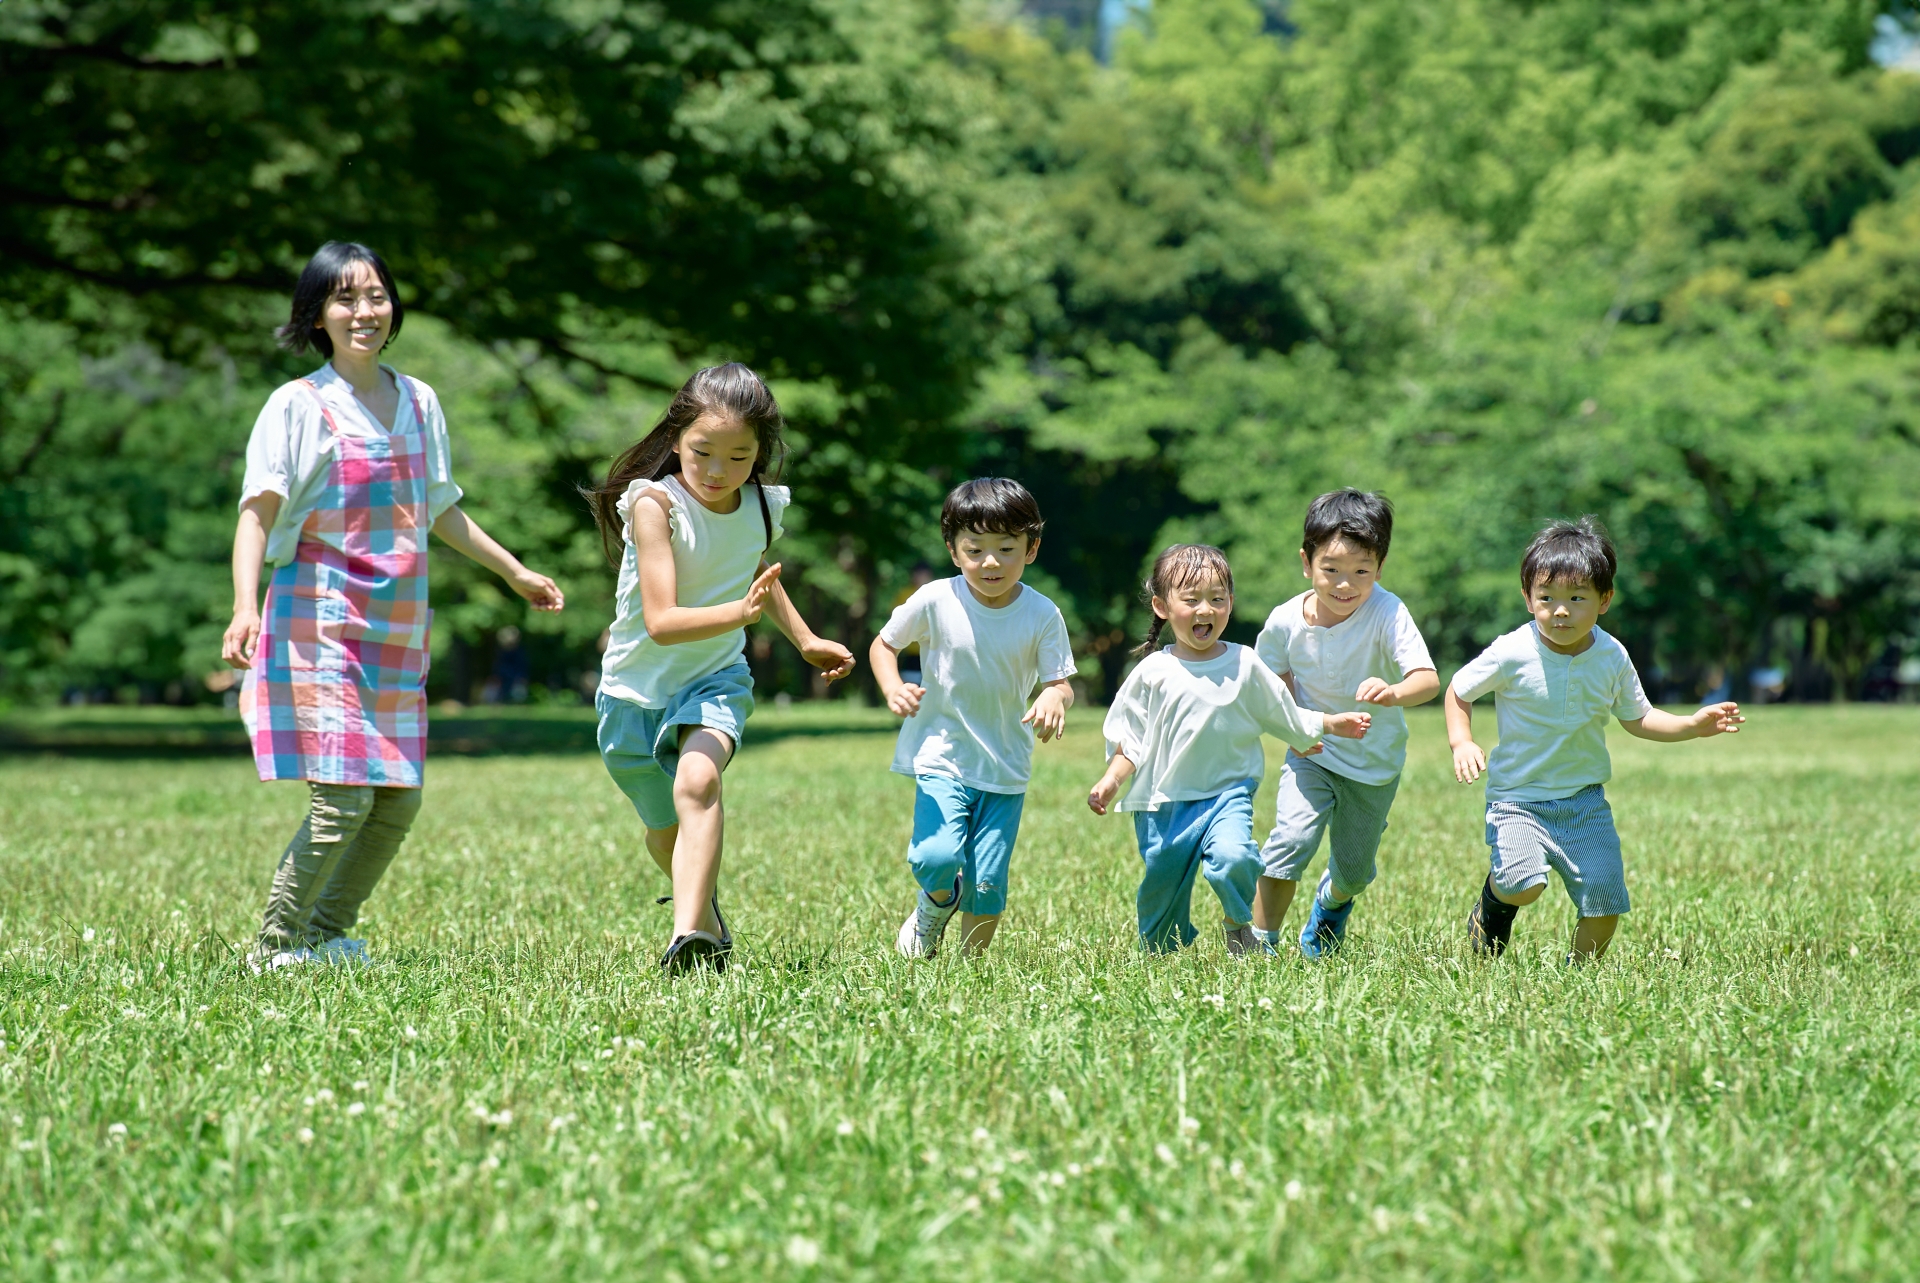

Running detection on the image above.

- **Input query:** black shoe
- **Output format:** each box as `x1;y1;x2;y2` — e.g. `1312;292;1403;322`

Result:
660;930;726;975
1466;899;1511;957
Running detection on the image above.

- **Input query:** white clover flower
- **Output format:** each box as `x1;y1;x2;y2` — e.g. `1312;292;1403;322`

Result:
1155;1143;1177;1166
315;1088;334;1104
82;928;95;943
1179;1115;1200;1136
346;1102;366;1117
835;1120;855;1136
971;1127;991;1144
352;1080;369;1093
1258;997;1274;1009
296;1128;315;1145
785;1236;821;1267
107;1123;128;1139
547;1114;574;1134
1285;1179;1304;1200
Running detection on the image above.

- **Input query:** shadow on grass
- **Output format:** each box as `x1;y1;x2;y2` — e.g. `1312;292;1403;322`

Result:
0;704;899;759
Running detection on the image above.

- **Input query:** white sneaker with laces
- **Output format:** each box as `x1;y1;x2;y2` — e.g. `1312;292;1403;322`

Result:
895;876;962;959
316;937;373;968
247;946;317;975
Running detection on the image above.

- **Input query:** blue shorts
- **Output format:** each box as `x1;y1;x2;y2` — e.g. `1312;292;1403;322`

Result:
1486;784;1630;918
596;663;754;831
907;776;1025;917
1132;780;1263;952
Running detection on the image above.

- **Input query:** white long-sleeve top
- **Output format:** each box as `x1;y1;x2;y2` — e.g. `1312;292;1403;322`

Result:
1103;643;1326;812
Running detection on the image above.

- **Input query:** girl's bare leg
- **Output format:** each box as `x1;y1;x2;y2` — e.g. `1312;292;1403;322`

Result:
668;726;732;939
1252;876;1299;933
645;826;675;879
958;913;1001;954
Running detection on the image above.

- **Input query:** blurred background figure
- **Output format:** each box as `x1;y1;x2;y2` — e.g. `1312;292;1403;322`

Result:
483;625;530;705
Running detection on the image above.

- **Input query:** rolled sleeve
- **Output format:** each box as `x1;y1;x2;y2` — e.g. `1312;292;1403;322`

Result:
239;388;297;508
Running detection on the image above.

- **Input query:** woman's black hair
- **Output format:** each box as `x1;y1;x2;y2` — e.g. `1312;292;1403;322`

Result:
1521;516;1617;595
275;241;405;357
1135;544;1235;657
581;363;787;565
1302;488;1394;563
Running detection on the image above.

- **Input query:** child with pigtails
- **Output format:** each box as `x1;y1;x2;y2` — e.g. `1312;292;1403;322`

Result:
1089;545;1372;954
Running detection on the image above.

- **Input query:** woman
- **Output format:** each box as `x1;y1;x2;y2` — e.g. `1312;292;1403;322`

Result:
222;241;563;970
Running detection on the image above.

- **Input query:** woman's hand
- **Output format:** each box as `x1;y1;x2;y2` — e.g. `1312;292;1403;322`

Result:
222;609;262;669
511;568;565;612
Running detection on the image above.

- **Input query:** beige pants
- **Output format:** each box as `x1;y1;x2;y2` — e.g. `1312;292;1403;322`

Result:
256;783;422;955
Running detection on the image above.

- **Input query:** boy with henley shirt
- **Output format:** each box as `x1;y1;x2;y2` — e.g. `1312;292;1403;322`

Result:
872;478;1076;958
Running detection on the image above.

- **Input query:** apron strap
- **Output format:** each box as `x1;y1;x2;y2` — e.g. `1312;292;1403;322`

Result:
296;378;345;436
397;375;427;431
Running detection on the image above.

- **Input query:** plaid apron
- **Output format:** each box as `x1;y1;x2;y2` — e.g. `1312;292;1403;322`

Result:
242;377;432;787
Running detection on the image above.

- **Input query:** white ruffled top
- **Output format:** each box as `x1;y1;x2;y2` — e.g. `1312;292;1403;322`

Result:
599;474;789;709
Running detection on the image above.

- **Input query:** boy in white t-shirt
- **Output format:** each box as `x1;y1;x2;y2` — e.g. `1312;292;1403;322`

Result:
1253;490;1440;958
1448;517;1744;961
871;478;1077;957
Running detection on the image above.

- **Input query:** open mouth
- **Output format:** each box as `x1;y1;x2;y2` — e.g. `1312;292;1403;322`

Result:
1190;622;1214;641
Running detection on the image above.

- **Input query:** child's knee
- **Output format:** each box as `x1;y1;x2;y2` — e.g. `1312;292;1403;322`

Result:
671;757;723;811
908;831;965;888
1492;872;1547;904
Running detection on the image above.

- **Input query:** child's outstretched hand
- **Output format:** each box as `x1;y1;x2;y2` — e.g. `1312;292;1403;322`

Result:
1452;740;1487;784
801;636;856;685
1690;701;1744;737
1323;710;1371;739
885;682;926;718
741;562;783;625
1022;684;1070;743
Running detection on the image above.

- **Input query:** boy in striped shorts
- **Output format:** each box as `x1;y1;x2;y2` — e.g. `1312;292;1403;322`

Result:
1445;518;1744;961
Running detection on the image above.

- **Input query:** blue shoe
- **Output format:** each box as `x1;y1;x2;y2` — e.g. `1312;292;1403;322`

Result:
1298;894;1355;959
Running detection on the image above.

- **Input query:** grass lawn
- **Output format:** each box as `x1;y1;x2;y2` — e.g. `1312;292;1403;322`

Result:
1;704;1916;1280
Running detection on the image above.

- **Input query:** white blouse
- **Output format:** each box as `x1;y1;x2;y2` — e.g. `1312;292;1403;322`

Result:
239;363;464;567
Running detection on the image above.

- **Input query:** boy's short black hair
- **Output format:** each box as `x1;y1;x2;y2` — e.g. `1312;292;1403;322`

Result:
941;477;1044;546
1302;489;1393;562
1521;516;1616;595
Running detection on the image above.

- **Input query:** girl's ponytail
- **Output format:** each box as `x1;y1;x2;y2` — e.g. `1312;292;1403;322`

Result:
581;363;787;565
1132;544;1236;658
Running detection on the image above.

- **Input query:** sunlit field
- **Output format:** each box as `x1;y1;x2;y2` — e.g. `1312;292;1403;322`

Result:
2;705;1916;1281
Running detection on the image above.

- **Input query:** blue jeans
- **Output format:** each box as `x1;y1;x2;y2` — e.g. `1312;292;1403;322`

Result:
1132;780;1263;952
908;776;1025;917
596;663;754;831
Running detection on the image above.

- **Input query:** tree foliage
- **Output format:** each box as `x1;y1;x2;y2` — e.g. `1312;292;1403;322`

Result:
5;0;1918;704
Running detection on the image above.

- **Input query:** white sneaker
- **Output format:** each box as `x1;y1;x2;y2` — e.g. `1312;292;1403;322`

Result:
315;937;373;968
247;947;317;975
895;877;962;959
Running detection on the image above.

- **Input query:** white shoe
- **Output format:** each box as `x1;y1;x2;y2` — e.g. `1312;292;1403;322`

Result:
895;877;962;959
315;937;373;968
247;947;317;975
